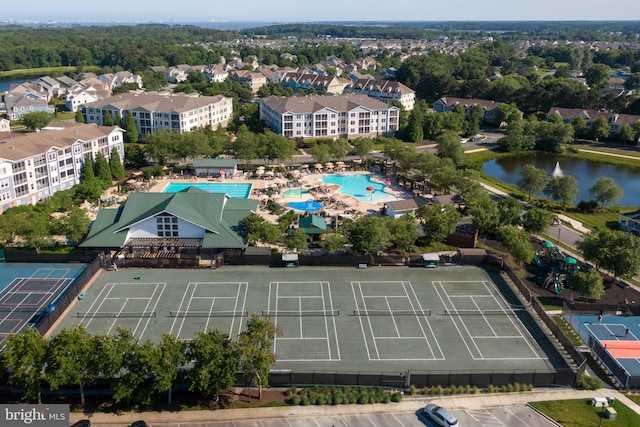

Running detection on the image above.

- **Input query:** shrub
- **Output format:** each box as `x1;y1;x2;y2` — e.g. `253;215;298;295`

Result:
300;397;310;406
382;394;391;403
290;395;301;405
409;384;418;396
286;387;297;397
357;394;369;404
390;392;403;402
577;374;602;390
435;385;443;396
331;393;343;405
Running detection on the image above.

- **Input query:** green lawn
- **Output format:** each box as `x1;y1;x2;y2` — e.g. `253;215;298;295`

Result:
531;399;640;427
568;212;628;232
0;65;100;79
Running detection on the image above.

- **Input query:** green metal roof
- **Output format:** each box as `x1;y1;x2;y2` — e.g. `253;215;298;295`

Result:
193;158;238;168
299;214;327;234
80;187;257;249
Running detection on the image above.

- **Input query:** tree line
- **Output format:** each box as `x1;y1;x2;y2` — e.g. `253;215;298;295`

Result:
1;315;279;407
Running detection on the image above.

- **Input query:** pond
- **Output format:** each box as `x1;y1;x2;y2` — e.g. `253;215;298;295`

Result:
483;153;640;206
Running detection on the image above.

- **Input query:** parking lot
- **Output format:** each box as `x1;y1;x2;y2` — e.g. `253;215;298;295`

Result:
149;405;558;427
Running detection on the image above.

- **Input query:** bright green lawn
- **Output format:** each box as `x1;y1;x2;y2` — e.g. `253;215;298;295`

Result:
568;212;631;232
531;399;640;427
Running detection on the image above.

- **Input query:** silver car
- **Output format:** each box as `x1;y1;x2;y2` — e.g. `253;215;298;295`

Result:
423;403;460;427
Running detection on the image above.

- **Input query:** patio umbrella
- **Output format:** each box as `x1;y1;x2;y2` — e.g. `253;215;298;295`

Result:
264;170;275;176
314;163;324;169
219;170;225;175
541;241;554;248
256;169;265;176
257;166;266;171
325;162;334;169
564;256;577;265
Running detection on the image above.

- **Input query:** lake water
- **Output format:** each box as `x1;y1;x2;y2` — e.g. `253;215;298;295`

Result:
0;78;31;93
483;153;640;206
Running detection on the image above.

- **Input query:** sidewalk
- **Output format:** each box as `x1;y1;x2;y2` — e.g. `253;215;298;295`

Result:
69;387;640;426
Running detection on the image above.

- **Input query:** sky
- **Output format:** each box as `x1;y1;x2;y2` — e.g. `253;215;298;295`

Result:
4;0;640;23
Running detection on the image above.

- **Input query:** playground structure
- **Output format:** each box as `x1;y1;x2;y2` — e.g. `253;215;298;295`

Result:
535;242;580;295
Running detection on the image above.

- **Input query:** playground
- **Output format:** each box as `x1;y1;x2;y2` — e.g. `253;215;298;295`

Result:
50;265;568;378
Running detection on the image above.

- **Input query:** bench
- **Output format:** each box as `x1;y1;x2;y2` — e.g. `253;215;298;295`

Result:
358;264;368;269
78;292;86;300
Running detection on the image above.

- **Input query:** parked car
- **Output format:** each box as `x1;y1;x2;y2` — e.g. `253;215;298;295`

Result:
70;421;91;427
129;421;148;427
423;403;459;427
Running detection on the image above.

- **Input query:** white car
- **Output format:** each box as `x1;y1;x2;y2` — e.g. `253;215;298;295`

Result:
423;403;460;427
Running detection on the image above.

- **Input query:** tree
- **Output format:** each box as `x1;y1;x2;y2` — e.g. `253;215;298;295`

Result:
386;215;419;254
75;109;85;123
495;103;521;128
416;203;461;244
589;177;623;208
467;195;500;236
284;227;309;253
56;207;90;243
591;116;610;141
125;112;138;143
81;154;95;183
499;225;534;265
240;213;281;245
344;216;391;255
153;334;186;405
584;63;611;89
571;116;587;139
352;137;374;160
144;130;175;165
577;228;640;280
45;325;93;406
307;143;331;164
436;131;464;167
187;329;238;402
1;327;48;403
21;111;54;131
109;147;125;180
571;269;605;300
517;165;549;201
236;315;281;400
521;208;555;236
94;152;112;186
618;125;636;145
497;197;523;226
319;231;349;253
543;175;579;207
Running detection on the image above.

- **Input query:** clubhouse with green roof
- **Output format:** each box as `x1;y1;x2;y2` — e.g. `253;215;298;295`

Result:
80;187;258;258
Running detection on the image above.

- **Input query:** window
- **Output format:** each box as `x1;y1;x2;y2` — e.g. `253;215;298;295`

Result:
156;215;179;237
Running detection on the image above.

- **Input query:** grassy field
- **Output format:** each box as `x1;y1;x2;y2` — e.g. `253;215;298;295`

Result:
0;66;100;79
531;399;640;427
568;211;630;232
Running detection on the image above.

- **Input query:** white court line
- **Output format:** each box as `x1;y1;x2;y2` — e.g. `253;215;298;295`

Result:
403;281;443;359
274;282;280;354
231;282;247;339
438;281;484;358
482;281;543;359
327;281;341;361
433;281;476;359
358;281;381;360
178;283;199;337
136;283;167;341
83;283;118;328
384;296;401;337
471;297;498;337
169;282;194;337
320;281;331;359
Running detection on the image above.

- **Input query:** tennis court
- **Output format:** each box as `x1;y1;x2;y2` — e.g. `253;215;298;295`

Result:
0;263;86;347
567;312;640;387
50;265;565;378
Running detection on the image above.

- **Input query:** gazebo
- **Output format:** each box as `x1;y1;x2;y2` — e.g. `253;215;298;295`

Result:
299;214;327;238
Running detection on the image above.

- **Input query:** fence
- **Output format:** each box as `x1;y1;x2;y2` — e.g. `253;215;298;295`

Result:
589;336;640;388
35;255;103;335
251;369;577;389
501;262;586;383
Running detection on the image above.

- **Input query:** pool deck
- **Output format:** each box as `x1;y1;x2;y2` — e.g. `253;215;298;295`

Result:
89;169;414;225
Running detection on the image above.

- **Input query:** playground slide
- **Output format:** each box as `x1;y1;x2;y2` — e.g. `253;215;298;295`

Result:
534;255;543;267
554;279;561;294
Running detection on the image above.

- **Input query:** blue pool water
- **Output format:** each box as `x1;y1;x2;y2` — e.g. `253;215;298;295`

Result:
321;174;397;203
287;199;323;212
283;188;310;197
163;183;252;198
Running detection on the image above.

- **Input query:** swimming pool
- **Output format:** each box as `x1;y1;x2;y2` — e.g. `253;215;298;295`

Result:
287;199;323;212
283;188;310;198
321;174;397;203
163;182;252;199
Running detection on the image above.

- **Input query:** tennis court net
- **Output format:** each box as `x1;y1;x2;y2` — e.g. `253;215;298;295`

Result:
443;309;524;316
76;311;156;318
169;310;248;318
353;309;431;316
0;306;43;313
262;310;339;317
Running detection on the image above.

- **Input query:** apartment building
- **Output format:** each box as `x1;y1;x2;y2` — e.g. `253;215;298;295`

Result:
82;92;232;136
259;94;399;139
0;121;124;211
346;78;416;111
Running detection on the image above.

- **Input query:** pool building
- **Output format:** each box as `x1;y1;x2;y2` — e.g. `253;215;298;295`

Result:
80;187;258;258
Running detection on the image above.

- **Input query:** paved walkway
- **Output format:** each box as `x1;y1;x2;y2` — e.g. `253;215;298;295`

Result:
69;387;640;426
